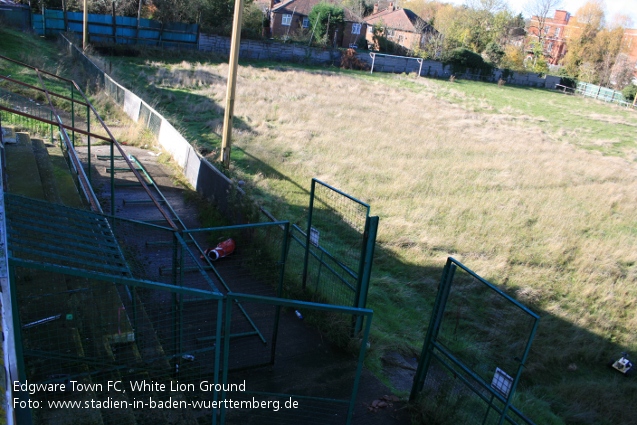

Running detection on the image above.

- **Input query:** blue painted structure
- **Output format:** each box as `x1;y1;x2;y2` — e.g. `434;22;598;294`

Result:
32;8;198;49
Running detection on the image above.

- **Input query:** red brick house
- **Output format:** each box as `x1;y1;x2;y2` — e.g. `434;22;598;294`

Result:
364;2;433;52
621;29;637;82
270;0;365;48
527;9;571;65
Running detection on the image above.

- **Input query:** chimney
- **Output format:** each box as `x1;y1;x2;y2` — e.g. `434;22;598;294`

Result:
388;2;394;11
373;3;378;14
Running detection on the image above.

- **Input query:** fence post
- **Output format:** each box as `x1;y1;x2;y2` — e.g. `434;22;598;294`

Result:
354;215;378;334
301;179;316;289
410;260;456;400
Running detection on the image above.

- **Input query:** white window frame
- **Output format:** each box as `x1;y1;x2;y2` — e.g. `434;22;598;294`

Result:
367;26;373;34
282;14;292;26
554;27;560;37
386;28;395;38
352;23;361;35
302;17;309;28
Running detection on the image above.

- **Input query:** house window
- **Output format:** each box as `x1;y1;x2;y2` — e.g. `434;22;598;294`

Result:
548;42;553;51
544;25;550;34
352;23;361;34
398;35;404;43
554;27;560;37
367;26;373;34
302;17;309;28
282;14;292;26
386;28;395;38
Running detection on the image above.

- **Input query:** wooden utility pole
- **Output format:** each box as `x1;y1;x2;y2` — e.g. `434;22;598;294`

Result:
220;0;244;168
83;0;88;50
136;0;143;44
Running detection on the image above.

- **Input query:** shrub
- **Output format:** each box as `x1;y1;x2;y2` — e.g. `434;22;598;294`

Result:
340;48;369;70
557;68;577;88
483;42;504;67
622;84;637;102
441;47;493;77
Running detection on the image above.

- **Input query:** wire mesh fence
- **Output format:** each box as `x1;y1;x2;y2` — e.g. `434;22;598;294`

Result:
289;225;358;307
185;222;289;299
0;89;56;141
287;179;377;310
9;261;223;425
411;258;540;425
221;294;373;425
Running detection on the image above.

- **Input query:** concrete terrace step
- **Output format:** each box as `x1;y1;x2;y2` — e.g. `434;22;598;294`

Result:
4;132;45;200
16;268;104;425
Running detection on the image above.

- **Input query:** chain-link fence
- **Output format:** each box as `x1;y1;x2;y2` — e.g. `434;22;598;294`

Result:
411;257;540;425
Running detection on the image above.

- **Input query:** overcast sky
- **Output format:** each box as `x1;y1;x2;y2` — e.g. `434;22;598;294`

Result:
446;0;637;27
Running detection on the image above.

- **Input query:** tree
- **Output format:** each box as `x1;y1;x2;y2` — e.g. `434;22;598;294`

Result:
483;41;504;66
500;44;525;71
308;2;344;46
524;0;562;47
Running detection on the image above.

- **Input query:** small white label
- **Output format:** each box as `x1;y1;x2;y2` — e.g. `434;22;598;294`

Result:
491;367;513;398
310;227;319;247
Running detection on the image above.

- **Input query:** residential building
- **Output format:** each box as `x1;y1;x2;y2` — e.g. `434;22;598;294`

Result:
527;9;571;65
269;0;365;48
364;2;434;52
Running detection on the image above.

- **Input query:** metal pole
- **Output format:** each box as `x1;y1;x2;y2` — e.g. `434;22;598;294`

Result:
71;85;75;146
410;260;456;401
220;0;245;168
110;141;115;215
136;0;142;44
83;0;88;50
87;104;91;183
301;179;317;289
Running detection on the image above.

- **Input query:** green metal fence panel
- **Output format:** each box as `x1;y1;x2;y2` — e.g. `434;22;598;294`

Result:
220;293;373;425
184;222;290;369
576;82;633;107
411;257;540;425
9;259;223;425
289;178;378;310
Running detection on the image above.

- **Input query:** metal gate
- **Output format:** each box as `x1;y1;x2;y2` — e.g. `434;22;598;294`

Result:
410;257;540;425
288;178;378;311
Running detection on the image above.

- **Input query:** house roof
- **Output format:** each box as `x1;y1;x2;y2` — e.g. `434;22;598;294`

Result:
272;0;363;22
364;6;431;33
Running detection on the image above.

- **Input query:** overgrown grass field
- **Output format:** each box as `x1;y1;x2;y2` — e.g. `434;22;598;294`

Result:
3;28;637;423
101;54;637;424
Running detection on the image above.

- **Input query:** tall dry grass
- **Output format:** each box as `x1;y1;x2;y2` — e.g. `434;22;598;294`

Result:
116;59;637;422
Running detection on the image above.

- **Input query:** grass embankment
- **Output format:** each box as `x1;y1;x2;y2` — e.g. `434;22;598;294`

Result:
100;52;637;424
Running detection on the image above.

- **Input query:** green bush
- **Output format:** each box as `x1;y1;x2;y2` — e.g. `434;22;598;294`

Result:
622;84;637;102
441;47;493;76
308;2;344;46
483;42;504;67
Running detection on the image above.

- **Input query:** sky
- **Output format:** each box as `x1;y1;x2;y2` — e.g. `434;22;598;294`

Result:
446;0;637;27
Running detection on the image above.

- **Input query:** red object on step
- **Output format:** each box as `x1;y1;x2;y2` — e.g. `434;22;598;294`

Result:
203;238;235;261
